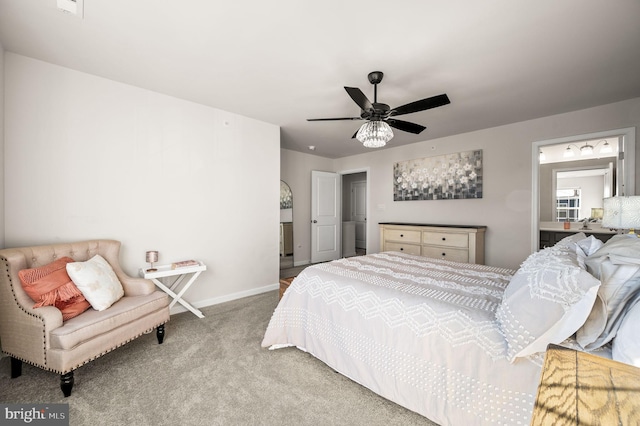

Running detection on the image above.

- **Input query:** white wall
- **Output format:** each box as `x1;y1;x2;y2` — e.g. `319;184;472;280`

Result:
0;42;4;249
4;53;281;309
283;97;640;270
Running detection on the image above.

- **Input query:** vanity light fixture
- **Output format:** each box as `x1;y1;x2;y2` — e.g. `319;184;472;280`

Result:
599;140;613;154
563;140;613;158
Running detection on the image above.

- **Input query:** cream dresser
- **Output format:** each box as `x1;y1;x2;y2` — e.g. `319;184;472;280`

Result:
379;223;487;264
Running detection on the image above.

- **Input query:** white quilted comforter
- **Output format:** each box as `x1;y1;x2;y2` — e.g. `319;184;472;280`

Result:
262;252;547;426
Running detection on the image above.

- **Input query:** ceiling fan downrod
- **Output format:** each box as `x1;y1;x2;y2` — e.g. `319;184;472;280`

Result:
368;71;384;103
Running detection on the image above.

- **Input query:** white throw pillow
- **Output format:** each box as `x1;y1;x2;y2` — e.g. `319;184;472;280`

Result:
577;235;604;257
612;299;640;367
577;235;640;349
496;244;601;362
66;254;124;311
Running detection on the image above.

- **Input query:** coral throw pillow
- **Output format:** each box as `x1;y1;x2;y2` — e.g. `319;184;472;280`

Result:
19;257;91;321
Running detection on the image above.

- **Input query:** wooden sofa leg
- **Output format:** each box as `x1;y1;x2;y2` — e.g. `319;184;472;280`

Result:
10;357;22;378
61;371;74;397
156;324;165;344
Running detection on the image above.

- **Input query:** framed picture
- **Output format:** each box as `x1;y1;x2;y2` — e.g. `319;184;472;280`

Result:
393;150;483;201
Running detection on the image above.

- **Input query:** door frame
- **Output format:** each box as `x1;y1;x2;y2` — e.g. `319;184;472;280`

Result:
340;167;370;254
532;127;635;252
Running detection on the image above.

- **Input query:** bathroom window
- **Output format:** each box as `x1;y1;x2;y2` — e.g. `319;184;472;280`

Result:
556;188;581;222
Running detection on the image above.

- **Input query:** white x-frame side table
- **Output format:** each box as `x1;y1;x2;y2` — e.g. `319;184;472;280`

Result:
140;262;207;318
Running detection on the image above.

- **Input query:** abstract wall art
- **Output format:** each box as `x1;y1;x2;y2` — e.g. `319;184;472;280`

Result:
393;150;483;201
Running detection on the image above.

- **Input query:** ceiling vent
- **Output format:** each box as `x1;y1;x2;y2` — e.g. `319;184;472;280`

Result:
57;0;84;18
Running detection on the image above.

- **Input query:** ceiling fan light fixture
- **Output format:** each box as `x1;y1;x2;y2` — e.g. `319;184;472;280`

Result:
356;121;393;148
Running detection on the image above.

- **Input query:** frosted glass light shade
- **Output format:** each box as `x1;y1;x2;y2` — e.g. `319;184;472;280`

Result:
600;141;613;154
602;196;640;229
563;147;574;158
580;144;593;155
356;121;393;148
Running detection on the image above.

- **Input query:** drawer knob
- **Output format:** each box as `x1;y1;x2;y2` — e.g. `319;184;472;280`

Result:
442;237;446;241
442;253;446;256
400;248;404;251
400;234;404;237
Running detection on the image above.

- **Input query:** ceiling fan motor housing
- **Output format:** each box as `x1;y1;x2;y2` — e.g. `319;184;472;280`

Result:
368;71;384;85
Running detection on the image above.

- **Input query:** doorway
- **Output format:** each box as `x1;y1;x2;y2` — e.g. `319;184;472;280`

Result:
532;127;636;251
279;180;294;270
309;169;369;264
342;170;368;257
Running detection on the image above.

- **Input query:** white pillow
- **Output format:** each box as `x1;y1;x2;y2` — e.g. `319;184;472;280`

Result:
612;298;640;367
66;254;124;311
577;235;640;349
577;235;604;256
556;232;587;247
575;235;605;268
496;244;601;362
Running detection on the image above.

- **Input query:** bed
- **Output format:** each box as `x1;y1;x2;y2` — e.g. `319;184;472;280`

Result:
262;234;640;425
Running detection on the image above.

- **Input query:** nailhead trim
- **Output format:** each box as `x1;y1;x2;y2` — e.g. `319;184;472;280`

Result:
1;256;49;367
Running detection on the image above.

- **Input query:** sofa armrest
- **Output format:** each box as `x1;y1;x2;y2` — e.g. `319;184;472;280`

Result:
118;276;156;297
95;241;155;296
0;252;64;366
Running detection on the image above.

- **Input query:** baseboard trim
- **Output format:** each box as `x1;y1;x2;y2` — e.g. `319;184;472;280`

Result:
169;282;279;316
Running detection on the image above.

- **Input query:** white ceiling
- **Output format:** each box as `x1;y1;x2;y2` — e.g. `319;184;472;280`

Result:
1;0;639;159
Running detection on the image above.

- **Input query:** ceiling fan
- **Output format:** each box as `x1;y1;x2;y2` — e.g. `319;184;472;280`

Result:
307;71;450;147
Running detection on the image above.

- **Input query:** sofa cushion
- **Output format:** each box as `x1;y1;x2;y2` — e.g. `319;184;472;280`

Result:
67;254;124;311
18;257;91;321
49;291;169;351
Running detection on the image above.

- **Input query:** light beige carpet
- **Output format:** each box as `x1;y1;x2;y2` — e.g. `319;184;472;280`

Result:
0;291;437;425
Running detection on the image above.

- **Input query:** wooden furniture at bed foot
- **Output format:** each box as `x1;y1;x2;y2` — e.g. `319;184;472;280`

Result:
531;344;640;425
379;223;486;264
279;277;295;299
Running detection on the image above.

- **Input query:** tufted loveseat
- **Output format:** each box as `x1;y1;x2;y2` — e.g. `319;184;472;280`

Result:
0;239;170;396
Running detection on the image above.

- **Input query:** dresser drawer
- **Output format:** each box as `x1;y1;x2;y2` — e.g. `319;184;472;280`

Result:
379;223;486;264
384;242;421;256
423;232;468;248
422;246;469;263
385;229;422;244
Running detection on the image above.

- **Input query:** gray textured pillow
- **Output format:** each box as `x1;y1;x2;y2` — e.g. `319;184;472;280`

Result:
576;235;640;349
497;244;600;362
612;295;640;366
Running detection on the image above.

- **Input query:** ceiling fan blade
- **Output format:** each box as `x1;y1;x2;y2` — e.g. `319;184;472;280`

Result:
390;94;450;117
344;87;373;112
386;118;426;134
307;117;363;121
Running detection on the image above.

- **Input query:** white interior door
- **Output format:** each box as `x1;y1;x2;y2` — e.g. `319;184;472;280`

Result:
351;180;367;249
311;171;341;263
